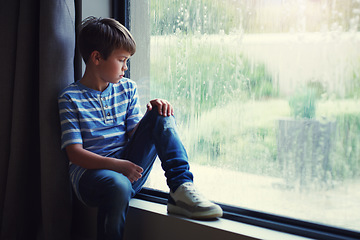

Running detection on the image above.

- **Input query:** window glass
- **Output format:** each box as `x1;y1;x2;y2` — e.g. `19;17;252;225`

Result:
143;0;360;232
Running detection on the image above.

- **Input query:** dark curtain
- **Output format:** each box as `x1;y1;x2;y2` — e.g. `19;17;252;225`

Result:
0;0;76;239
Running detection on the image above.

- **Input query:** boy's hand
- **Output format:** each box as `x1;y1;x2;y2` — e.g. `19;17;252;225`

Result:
111;159;144;183
66;144;143;183
146;98;174;117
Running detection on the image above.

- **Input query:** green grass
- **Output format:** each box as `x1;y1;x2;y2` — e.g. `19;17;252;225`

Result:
177;99;287;176
150;35;278;123
150;35;360;181
177;99;360;179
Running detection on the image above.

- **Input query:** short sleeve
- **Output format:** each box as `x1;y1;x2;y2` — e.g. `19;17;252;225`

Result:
58;94;83;149
125;81;143;133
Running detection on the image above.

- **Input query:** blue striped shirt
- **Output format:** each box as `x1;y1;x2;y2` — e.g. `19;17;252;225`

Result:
58;78;143;157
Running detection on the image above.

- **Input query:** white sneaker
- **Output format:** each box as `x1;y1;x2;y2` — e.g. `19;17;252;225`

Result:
167;182;223;219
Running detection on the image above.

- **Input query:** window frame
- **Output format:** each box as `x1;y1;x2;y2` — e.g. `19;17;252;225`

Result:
136;188;359;240
112;0;131;79
111;1;360;239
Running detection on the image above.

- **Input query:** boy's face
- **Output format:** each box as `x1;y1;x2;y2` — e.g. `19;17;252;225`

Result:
97;48;131;84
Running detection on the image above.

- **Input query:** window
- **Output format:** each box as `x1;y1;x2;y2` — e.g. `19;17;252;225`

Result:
127;0;360;235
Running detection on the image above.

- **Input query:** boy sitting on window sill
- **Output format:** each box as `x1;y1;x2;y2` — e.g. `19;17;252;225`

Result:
58;17;222;240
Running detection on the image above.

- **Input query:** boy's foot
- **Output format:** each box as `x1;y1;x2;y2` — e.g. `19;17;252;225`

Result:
167;182;223;219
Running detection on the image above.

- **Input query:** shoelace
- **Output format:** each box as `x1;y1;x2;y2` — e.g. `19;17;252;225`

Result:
182;183;205;203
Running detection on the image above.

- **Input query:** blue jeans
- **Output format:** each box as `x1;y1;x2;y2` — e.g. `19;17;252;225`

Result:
74;108;193;240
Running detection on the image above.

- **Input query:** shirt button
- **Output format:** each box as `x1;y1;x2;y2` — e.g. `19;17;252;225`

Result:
107;112;110;116
102;97;106;101
105;105;108;108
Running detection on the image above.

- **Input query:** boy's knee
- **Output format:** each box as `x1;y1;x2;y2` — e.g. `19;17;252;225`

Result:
147;106;161;118
146;107;175;126
160;116;176;131
104;173;133;201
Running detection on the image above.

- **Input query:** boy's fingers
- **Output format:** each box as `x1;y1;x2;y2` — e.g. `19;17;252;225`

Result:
135;172;142;180
157;100;164;115
148;99;174;116
169;104;174;116
160;100;172;116
137;165;144;173
162;103;168;116
146;103;152;111
131;162;143;172
129;170;142;183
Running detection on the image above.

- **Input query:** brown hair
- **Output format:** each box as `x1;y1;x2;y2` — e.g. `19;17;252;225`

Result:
78;17;136;63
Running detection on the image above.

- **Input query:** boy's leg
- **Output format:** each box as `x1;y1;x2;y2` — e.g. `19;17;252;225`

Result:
73;109;194;240
78;168;134;240
120;107;193;193
120;108;222;219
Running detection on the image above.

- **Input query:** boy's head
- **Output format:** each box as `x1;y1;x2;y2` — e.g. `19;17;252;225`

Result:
78;17;136;63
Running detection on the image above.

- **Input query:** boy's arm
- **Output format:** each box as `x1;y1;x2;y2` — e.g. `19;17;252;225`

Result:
66;144;143;183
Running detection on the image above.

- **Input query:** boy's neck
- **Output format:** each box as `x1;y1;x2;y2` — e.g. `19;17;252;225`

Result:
80;68;109;92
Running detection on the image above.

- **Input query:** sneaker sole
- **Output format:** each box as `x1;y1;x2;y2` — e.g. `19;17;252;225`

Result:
167;203;223;220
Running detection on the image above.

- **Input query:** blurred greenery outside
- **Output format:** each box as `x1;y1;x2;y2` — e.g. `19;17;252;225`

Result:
149;0;360;182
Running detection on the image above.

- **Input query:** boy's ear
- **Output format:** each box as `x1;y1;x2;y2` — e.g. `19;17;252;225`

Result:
90;51;102;65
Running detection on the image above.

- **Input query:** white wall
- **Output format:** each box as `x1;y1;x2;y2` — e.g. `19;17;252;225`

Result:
80;0;112;75
82;0;111;19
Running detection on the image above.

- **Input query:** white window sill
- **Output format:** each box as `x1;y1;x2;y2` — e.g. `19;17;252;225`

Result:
124;198;312;240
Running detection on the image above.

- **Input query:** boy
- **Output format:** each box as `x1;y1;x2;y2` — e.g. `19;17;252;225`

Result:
58;17;222;240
